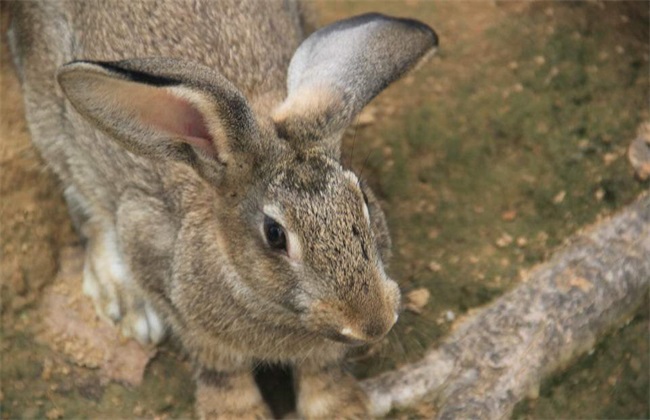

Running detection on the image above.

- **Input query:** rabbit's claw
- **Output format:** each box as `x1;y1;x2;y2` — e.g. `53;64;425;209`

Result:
119;300;166;345
82;224;166;346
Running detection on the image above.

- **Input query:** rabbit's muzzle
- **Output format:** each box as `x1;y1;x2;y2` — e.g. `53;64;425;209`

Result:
326;317;397;346
307;279;401;346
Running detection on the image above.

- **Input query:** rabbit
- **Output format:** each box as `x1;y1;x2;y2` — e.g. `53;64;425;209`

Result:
9;0;438;417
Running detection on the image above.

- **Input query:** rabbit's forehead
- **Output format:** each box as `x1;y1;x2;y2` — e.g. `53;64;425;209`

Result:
269;170;370;239
284;183;378;282
267;158;362;212
263;154;370;231
267;154;335;193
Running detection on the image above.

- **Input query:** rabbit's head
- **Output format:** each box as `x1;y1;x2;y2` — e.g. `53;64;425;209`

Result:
57;14;438;345
234;147;400;344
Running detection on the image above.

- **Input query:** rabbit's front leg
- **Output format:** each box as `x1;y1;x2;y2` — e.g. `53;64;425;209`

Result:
295;362;370;419
81;219;165;345
195;366;273;420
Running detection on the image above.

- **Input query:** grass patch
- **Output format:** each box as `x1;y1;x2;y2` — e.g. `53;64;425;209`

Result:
348;2;648;386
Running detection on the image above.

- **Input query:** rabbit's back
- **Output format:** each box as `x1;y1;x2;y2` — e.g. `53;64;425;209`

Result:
13;0;304;96
70;0;305;96
10;0;306;211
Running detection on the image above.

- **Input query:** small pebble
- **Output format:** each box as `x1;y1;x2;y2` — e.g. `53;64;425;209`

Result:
405;288;431;314
428;261;442;272
501;210;517;222
46;408;64;420
553;190;566;204
603;152;618;166
496;233;513;248
628;136;650;180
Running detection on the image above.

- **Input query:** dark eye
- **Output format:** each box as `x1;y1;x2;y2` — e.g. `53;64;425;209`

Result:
264;216;287;251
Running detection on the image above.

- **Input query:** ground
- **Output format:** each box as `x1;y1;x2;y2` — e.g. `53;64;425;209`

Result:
1;1;648;419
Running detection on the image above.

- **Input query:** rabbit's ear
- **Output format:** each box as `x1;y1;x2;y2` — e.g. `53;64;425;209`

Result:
57;58;259;184
273;13;438;157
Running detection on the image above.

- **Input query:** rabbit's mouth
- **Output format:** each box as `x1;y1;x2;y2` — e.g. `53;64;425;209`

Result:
322;323;392;347
324;330;369;347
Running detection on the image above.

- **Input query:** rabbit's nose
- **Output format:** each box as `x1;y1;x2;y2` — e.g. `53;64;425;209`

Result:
365;311;398;340
365;318;394;339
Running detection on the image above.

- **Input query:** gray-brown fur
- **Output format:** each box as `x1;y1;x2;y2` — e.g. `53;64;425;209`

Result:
10;1;437;417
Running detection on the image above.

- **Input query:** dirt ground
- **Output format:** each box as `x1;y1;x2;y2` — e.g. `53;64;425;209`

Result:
1;1;648;419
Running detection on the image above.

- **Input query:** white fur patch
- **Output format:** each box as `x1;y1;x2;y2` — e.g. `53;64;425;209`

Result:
343;170;359;185
340;327;354;337
362;202;370;223
262;204;286;225
286;230;303;263
145;302;166;344
102;230;129;285
105;301;121;322
134;315;150;344
82;265;100;299
83;250;123;322
63;185;90;216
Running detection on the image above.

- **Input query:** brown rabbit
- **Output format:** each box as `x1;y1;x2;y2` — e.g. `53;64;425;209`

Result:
9;1;437;417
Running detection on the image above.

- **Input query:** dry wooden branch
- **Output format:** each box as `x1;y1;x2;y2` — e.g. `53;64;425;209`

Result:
361;193;650;419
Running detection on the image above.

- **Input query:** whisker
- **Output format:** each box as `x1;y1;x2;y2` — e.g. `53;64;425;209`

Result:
390;327;408;361
348;113;361;169
358;150;373;185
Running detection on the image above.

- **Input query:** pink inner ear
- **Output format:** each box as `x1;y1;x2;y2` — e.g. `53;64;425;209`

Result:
136;88;216;157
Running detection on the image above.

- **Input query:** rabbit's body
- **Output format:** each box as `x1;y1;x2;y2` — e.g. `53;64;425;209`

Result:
10;1;437;417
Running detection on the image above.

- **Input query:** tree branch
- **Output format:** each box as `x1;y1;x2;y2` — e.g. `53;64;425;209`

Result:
362;193;650;418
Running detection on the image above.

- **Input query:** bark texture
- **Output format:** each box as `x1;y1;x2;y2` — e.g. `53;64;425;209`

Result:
361;193;650;419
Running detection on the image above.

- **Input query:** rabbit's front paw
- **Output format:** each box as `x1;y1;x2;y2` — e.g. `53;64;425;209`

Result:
82;224;166;345
195;368;273;420
118;299;165;345
296;364;370;419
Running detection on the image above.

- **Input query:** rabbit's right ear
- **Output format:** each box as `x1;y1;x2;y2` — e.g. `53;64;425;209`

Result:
57;58;259;184
273;13;438;158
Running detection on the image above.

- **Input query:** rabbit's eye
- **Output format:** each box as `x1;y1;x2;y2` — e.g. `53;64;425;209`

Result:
264;216;287;251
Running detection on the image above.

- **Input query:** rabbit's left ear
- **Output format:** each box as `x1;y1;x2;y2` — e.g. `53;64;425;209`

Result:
57;58;260;186
273;13;438;157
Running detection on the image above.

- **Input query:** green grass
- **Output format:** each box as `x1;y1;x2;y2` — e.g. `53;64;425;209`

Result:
347;3;648;388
